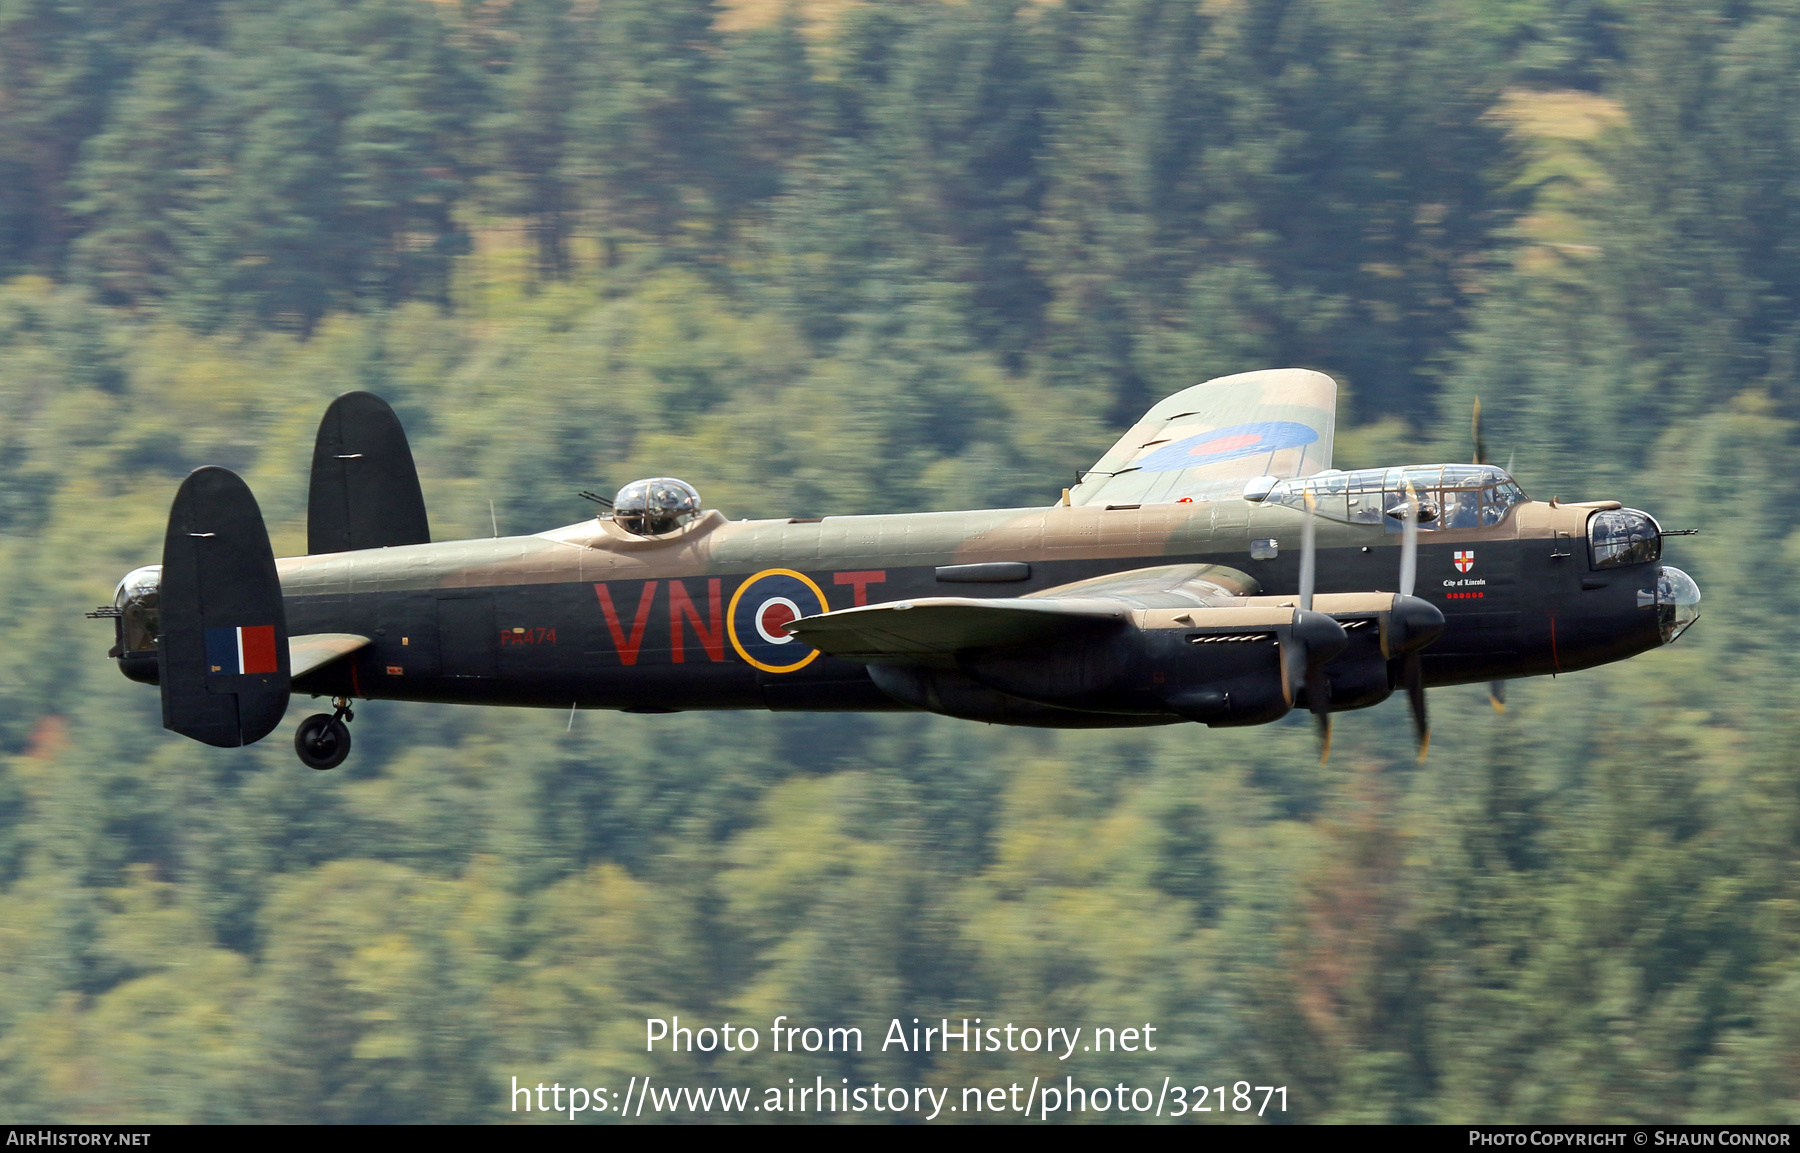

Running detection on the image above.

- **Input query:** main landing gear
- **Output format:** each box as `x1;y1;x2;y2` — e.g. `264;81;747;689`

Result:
295;697;354;770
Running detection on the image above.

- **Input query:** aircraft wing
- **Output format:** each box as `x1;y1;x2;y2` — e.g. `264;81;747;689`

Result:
783;597;1128;664
289;633;371;679
1068;368;1337;507
785;564;1262;664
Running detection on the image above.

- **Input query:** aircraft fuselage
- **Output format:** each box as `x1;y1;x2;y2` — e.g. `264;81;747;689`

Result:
271;494;1671;723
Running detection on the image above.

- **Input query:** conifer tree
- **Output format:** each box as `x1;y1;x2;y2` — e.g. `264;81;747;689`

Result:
484;0;582;281
0;0;120;274
569;0;734;256
718;2;819;213
70;44;215;307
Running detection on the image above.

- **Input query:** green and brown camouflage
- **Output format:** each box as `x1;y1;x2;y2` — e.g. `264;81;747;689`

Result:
100;370;1701;764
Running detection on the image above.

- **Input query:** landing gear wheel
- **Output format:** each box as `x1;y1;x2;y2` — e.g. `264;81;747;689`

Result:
295;713;351;770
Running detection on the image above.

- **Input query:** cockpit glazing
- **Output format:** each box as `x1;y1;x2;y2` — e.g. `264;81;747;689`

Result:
1265;465;1528;530
114;565;161;653
1589;508;1661;568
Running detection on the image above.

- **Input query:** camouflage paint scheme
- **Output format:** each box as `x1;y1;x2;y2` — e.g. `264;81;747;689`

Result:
274;369;1674;725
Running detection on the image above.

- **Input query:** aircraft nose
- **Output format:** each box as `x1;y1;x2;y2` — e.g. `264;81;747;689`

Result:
1644;565;1701;644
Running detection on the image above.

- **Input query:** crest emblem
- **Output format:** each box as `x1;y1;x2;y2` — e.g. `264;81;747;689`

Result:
1453;550;1475;573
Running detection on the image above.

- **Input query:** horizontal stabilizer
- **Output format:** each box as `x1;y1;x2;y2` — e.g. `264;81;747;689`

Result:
1069;368;1337;507
308;391;430;554
159;467;290;748
289;633;370;680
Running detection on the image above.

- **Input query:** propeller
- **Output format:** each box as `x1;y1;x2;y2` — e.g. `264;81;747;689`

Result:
1299;490;1317;612
1398;481;1418;599
1296;484;1442;763
1404;645;1429;759
1290;481;1442;764
1300;491;1333;761
1385;483;1442;762
1472;400;1507;713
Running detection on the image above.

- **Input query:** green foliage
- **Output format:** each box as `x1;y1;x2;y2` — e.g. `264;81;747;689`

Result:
66;0;484;331
1034;0;1521;419
0;0;1795;1126
479;0;582;279
569;0;734;252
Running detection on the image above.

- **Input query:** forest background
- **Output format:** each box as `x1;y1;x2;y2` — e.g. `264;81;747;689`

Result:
0;0;1796;1124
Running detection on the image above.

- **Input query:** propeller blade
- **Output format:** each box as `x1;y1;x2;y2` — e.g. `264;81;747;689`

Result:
1398;484;1419;598
1488;680;1506;714
1305;659;1333;763
1394;495;1433;761
1405;651;1429;761
1299;490;1317;612
1296;491;1334;761
1472;397;1488;466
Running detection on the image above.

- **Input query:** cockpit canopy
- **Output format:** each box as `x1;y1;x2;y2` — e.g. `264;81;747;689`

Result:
613;477;702;537
1261;465;1528;530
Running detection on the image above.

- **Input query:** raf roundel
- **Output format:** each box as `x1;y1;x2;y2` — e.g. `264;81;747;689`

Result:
727;569;830;673
1134;420;1320;473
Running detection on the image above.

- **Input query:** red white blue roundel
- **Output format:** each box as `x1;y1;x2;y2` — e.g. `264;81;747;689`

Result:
1136;421;1320;473
727;569;829;673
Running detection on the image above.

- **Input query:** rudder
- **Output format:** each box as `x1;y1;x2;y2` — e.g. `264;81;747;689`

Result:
307;391;430;554
159;467;291;747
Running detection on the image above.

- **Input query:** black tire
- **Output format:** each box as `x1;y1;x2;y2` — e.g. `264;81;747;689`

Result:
295;713;351;770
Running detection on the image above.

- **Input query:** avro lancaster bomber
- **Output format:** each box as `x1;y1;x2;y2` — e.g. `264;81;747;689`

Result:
93;369;1700;768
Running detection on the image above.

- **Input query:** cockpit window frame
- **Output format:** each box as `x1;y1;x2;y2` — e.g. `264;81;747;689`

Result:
114;564;162;653
612;477;704;538
1266;465;1529;529
1589;508;1662;570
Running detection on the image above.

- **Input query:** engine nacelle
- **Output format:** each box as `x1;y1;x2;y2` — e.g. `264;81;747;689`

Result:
958;605;1350;727
1300;620;1394;712
951;593;1441;728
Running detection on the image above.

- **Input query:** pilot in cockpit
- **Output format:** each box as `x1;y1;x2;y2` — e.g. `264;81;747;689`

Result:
1441;487;1481;529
